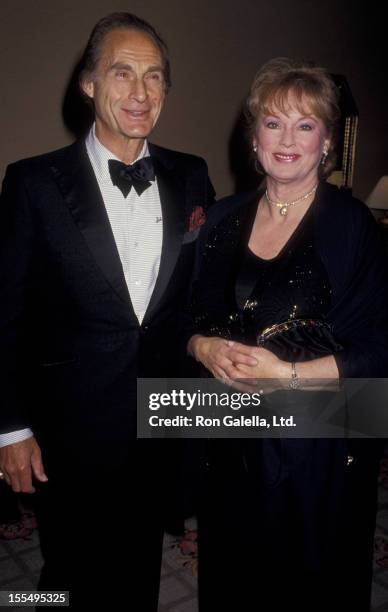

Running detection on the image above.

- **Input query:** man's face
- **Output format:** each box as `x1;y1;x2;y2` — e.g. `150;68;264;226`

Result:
82;28;166;158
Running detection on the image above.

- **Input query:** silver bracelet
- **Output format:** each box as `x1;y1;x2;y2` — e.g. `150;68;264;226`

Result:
289;362;300;389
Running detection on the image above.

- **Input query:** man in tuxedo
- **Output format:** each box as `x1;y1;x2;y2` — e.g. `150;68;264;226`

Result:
0;12;214;610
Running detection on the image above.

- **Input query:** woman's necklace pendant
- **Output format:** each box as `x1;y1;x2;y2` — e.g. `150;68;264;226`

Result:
279;205;288;216
266;184;318;216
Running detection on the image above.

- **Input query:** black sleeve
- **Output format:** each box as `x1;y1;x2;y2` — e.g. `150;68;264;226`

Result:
170;159;216;374
177;166;218;369
0;163;37;432
321;200;388;378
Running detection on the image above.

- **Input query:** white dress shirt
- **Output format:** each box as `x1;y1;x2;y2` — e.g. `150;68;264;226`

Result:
86;124;163;323
0;125;163;448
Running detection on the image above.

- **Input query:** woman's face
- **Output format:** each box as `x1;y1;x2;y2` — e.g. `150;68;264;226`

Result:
253;93;330;187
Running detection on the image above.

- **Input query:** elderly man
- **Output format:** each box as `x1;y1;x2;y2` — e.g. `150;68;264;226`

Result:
0;12;214;610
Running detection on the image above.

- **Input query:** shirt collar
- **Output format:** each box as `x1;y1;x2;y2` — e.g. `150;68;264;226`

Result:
85;122;150;183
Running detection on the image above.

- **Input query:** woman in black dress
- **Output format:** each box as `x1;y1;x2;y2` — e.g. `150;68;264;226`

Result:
187;58;388;611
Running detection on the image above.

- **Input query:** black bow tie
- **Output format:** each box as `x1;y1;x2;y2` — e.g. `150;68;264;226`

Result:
108;157;155;197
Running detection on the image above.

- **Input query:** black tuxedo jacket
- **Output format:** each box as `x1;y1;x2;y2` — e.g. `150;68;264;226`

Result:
0;141;214;452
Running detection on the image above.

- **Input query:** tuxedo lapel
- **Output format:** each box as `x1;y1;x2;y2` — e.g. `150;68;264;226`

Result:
143;145;186;323
49;142;136;317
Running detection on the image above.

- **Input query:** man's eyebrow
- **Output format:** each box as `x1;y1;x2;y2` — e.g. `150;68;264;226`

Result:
109;62;134;71
145;65;164;73
109;62;163;73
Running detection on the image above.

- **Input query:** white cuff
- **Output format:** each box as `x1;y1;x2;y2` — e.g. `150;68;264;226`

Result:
0;428;34;448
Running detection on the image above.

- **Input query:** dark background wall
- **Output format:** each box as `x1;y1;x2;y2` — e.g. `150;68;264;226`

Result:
1;0;386;200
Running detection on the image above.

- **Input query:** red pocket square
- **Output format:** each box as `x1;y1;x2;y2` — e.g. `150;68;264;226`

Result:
188;206;206;232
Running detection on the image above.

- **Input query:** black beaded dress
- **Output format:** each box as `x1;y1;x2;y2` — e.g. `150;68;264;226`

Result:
235;201;332;347
192;184;388;612
193;193;334;346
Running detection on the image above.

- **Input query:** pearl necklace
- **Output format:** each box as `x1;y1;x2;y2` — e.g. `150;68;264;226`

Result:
265;184;318;216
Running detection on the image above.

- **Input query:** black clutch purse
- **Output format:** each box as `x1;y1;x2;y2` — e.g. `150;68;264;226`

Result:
256;318;343;362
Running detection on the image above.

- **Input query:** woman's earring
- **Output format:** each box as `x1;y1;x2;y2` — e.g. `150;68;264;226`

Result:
321;149;328;165
253;144;258;152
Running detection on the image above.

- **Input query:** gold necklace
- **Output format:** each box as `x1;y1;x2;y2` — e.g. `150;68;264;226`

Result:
265;184;318;216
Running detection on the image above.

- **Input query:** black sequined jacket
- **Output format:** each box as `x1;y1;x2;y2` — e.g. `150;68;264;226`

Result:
189;181;388;378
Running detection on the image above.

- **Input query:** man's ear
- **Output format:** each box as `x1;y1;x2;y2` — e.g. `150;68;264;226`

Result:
81;76;94;99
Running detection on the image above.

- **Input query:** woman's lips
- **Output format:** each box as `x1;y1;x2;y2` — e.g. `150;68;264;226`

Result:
273;153;301;162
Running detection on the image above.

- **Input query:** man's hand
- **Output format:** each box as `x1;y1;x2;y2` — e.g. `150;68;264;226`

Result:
0;437;48;493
